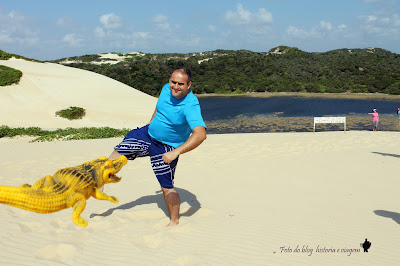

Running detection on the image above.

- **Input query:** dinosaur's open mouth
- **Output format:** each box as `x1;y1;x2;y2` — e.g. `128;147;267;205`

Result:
109;173;121;181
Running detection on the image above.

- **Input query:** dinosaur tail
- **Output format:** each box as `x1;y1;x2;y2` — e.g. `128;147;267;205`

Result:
0;185;68;213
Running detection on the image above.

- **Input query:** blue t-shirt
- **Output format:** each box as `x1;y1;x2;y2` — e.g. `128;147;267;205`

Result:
148;83;206;148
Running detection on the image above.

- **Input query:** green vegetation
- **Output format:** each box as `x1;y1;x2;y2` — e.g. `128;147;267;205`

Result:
1;49;42;86
0;65;22;86
65;54;102;62
0;49;41;62
55;106;86;120
52;46;400;96
0;125;130;142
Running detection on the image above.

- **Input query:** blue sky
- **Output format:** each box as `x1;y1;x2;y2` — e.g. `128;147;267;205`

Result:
1;0;399;60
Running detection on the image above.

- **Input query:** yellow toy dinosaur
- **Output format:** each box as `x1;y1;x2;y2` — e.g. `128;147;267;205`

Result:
0;155;127;227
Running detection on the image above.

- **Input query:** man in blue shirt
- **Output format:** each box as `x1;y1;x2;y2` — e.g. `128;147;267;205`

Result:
109;67;207;226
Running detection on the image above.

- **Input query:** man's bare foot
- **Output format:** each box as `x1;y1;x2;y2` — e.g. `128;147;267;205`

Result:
168;220;179;226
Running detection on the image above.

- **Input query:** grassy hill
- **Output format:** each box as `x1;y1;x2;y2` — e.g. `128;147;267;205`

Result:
2;47;400;95
51;46;400;96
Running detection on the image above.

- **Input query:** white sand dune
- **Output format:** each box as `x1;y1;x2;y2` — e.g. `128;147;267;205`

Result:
0;58;156;129
0;58;399;265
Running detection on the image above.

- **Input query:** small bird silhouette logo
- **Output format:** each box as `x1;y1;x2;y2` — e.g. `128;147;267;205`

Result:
361;238;371;252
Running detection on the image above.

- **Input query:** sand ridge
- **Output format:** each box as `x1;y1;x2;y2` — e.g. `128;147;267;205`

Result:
0;58;157;129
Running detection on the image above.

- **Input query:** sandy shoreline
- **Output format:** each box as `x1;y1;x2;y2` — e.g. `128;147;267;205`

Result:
1;58;400;265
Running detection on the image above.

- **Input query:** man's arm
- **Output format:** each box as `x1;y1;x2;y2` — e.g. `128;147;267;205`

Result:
162;126;207;163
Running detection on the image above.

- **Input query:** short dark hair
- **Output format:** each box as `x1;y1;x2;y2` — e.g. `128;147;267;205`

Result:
172;67;191;83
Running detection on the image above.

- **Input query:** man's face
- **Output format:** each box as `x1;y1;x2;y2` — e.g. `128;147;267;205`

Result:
169;71;191;99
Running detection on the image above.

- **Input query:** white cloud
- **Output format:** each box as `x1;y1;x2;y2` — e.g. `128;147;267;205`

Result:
257;8;273;24
99;13;123;29
222;3;274;42
133;32;150;39
0;31;13;43
225;4;251;25
151;14;171;31
359;13;400;36
56;16;76;28
224;4;273;26
208;25;217;32
152;14;168;23
15;29;39;45
0;10;39;45
6;11;25;22
286;26;309;39
319;21;333;31
63;33;82;47
94;27;106;38
94;13;125;40
157;22;171;31
286;20;348;39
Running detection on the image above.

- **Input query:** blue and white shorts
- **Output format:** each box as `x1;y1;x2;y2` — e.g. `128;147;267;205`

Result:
114;125;178;189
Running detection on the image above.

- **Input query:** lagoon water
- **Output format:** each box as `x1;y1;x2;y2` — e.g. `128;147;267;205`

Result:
199;96;400;121
198;95;400;133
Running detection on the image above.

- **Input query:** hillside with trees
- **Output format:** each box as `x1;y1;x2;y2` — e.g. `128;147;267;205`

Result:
52;46;400;96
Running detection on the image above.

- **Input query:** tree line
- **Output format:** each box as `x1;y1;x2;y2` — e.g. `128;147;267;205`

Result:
50;46;400;96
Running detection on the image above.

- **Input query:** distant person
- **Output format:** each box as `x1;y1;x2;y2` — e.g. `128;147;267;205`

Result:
368;108;379;132
107;67;207;226
397;108;400;125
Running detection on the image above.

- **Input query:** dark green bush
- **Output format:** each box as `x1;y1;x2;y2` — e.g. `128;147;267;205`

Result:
0;65;22;86
55;106;86;120
0;50;13;60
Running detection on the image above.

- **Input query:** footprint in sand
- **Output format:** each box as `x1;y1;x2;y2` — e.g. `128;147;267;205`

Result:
18;221;42;233
67;230;90;243
135;230;174;249
51;218;68;228
151;217;194;231
35;243;77;264
173;254;201;265
135;218;198;249
87;219;126;233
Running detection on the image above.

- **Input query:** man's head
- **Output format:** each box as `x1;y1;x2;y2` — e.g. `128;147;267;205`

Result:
169;67;192;99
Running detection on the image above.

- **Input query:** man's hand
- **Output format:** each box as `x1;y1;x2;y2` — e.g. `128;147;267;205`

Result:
161;126;206;164
162;150;180;164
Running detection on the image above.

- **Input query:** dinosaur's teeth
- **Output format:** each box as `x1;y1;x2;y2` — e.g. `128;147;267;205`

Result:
109;173;120;180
